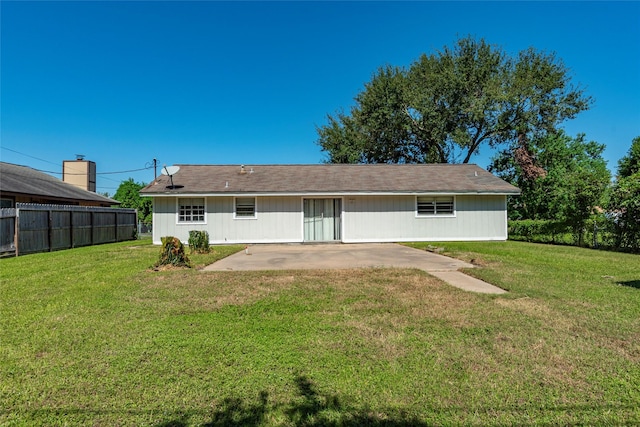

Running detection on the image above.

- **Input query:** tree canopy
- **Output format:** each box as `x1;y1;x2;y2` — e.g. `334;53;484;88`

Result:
113;178;152;223
608;136;640;251
489;131;610;243
617;136;640;179
317;36;592;166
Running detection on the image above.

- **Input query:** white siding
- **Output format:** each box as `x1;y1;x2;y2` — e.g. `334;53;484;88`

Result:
342;195;507;242
152;194;508;244
152;196;303;244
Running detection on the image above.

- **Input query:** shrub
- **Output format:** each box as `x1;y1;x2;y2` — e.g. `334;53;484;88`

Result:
509;217;618;249
155;236;191;268
188;230;211;254
508;220;570;243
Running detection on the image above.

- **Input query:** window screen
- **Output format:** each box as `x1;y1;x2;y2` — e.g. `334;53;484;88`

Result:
235;197;256;217
417;196;454;215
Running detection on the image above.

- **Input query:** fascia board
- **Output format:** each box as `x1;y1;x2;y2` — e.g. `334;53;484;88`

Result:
142;191;519;197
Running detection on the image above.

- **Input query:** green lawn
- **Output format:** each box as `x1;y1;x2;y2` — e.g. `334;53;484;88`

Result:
1;240;639;426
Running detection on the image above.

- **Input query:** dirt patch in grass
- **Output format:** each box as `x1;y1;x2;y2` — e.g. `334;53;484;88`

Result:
134;270;294;312
133;268;486;362
495;296;640;364
606;334;640;362
495;297;578;332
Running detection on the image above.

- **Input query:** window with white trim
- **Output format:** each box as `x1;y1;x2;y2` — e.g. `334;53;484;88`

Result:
417;196;455;216
178;198;205;223
235;197;256;218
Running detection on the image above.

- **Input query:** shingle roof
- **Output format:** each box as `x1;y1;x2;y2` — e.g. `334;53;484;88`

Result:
141;164;520;195
0;162;118;204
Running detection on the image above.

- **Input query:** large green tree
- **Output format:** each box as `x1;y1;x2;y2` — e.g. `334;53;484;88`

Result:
317;36;592;165
113;178;152;224
608;137;640;251
489;131;610;244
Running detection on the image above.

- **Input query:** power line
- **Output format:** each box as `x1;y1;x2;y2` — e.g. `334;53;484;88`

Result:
1;146;61;167
32;168;119;183
1;146;154;179
38;166;153;176
97;167;153;175
1;146;106;179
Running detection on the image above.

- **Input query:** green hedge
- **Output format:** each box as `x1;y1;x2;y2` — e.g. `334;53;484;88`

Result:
508;216;614;249
508;220;571;244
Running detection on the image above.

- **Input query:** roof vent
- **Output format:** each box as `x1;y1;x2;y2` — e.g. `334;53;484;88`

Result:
240;165;246;174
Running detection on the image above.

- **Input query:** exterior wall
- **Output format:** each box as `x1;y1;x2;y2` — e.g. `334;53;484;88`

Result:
152;194;508;245
152;196;303;244
342;195;507;242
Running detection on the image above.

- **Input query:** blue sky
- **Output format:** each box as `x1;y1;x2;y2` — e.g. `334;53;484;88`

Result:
2;1;639;195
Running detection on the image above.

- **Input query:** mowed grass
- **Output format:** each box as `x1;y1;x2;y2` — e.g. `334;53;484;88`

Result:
1;240;639;426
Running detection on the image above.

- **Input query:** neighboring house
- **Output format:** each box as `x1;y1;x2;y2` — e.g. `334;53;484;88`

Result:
0;162;118;208
141;164;520;245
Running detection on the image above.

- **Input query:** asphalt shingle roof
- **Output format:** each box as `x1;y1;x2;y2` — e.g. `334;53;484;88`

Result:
0;162;118;204
141;164;520;195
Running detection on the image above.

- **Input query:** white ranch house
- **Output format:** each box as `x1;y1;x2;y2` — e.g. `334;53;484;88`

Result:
140;164;520;245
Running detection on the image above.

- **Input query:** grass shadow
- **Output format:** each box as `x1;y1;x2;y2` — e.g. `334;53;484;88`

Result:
287;374;429;426
155;419;188;427
202;391;269;427
155;374;428;427
618;280;640;289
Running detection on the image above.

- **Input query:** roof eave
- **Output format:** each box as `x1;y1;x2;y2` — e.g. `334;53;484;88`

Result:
141;190;521;197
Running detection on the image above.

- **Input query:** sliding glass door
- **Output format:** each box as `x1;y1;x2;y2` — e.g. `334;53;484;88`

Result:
303;198;341;242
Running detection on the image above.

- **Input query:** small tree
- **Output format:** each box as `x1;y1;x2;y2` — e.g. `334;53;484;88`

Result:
564;166;610;246
617;136;640;179
113;178;152;224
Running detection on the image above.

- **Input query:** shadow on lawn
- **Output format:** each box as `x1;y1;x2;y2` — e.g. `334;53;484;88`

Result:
156;374;427;427
618;280;640;289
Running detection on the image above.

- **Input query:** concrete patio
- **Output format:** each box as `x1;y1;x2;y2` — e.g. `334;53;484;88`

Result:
203;243;507;294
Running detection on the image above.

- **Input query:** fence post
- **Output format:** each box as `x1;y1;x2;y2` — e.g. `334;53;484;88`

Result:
48;210;53;252
70;210;74;249
14;208;19;257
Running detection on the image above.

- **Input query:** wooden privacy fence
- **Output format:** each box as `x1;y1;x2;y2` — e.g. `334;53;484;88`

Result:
0;203;137;257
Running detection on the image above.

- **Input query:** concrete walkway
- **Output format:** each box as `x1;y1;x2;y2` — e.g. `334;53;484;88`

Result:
203;243;506;294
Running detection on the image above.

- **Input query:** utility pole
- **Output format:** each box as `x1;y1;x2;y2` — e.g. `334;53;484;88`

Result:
153;158;157;179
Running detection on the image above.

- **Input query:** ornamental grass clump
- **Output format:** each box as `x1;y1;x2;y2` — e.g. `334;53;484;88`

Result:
155;236;191;268
188;230;211;254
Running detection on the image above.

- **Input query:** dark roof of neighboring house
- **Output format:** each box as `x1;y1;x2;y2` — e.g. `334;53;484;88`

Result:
0;162;118;205
141;164;520;195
